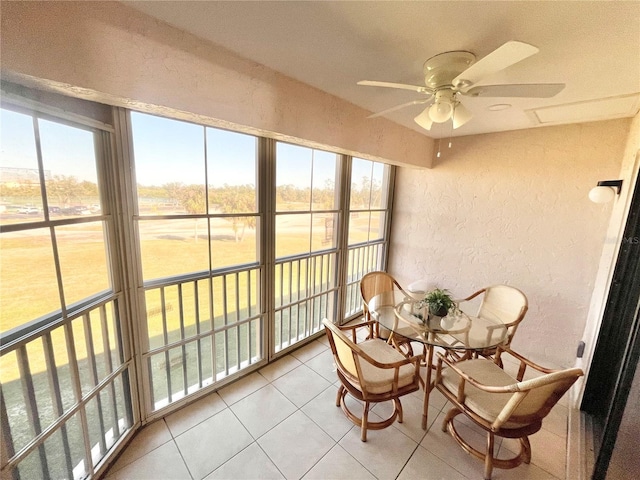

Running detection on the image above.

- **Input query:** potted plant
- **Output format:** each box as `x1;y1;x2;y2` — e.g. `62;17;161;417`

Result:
424;288;454;317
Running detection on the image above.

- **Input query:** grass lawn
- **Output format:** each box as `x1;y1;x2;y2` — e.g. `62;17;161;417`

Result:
0;215;373;378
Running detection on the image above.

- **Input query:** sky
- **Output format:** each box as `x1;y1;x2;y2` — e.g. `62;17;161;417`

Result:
1;107;381;191
1;108;98;183
131;111;341;189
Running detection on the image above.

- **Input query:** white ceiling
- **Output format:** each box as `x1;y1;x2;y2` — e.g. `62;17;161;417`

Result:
124;1;640;139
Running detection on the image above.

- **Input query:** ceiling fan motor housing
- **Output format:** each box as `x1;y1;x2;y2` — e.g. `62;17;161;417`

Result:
423;51;475;89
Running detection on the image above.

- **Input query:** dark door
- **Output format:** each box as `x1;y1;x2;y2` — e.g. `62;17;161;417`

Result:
581;172;640;479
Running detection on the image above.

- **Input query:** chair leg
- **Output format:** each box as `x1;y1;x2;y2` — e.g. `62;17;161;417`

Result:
442;407;460;432
336;385;344;407
361;401;370;442
395;398;404;424
520;436;532;464
484;431;495;480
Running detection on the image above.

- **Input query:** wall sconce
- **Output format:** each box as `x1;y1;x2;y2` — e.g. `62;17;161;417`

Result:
588;180;623;203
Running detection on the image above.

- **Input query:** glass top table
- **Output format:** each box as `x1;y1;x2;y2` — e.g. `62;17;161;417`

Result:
366;290;509;429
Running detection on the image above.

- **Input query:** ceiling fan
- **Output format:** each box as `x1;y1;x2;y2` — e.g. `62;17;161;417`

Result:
358;41;565;131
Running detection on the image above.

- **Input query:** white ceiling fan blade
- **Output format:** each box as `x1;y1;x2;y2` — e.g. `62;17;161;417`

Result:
462;83;565;98
368;99;431;118
452;103;472;129
414;107;433;130
358;80;431;94
453;41;539;90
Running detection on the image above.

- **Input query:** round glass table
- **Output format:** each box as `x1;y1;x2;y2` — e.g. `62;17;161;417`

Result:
366;290;509;430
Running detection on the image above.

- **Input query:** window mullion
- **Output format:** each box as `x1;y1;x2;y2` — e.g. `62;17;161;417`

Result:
260;137;276;361
335;155;352;325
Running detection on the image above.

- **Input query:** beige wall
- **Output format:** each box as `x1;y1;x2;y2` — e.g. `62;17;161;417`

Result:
389;119;630;367
0;1;433;168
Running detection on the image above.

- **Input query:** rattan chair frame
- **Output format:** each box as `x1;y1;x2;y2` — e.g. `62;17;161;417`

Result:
434;345;583;480
322;319;421;441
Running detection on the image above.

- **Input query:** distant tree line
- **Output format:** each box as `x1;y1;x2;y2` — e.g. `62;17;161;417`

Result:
2;174;382;241
0;175;99;206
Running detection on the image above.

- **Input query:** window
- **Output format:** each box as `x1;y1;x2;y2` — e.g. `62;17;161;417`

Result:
130;112;262;411
0;104;132;479
274;143;340;352
343;157;393;318
1;98;395;479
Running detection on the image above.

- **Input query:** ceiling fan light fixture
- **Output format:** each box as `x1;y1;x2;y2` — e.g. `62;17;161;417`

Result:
414;107;433;130
428;99;453;123
360;41;563;131
452;103;473;129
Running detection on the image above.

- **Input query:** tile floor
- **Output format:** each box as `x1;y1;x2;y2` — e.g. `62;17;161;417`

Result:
104;331;569;480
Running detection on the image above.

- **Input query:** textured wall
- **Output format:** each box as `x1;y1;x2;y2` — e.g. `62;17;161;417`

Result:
0;1;433;168
390;119;630;367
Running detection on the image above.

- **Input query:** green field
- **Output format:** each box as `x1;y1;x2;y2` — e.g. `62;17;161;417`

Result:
0;215;374;382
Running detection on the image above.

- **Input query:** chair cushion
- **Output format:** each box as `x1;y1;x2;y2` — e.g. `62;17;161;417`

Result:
440;359;528;429
354;339;417;394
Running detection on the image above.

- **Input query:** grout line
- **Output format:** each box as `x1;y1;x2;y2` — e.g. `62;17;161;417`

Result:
106;327;571;480
171;435;195;480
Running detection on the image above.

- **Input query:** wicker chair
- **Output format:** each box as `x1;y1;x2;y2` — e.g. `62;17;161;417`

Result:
459;285;528;360
435;346;583;480
322;319;421;441
360;271;410;340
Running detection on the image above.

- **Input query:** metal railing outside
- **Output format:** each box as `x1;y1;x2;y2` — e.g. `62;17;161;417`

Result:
141;266;263;411
343;242;385;319
274;251;337;353
0;298;133;479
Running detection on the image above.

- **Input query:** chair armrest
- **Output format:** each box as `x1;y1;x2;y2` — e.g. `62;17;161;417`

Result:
358;344;422;370
459;289;486;302
335;320;376;343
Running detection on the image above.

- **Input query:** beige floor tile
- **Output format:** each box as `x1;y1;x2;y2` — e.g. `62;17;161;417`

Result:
356;327;373;343
164;392;226;437
259;355;302;382
543;403;568;439
302;444;376;480
301;385;354;441
204;443;284;480
501;428;566;479
421;412;488;479
490;461;562;480
230;384;297;438
175;409;253;480
217;372;269;406
109;441;191;480
398;445;469;480
303;349;338;383
107;420;173;473
372;394;434;443
339;419;418;480
316;334;330;348
290;339;328;363
258;410;335;479
272;363;332;407
102;334;571;480
426;387;448;411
